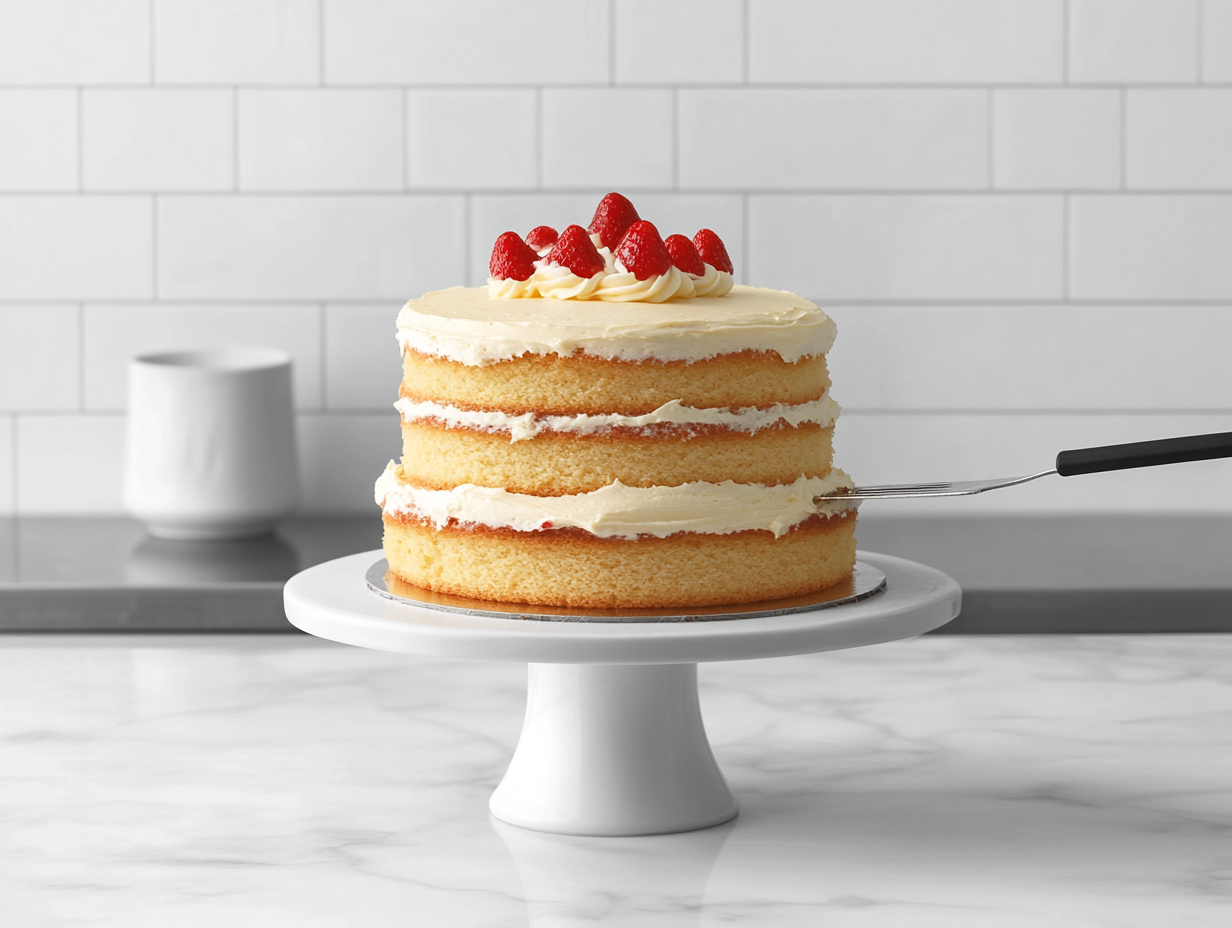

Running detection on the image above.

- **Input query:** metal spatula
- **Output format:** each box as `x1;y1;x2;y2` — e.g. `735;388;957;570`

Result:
821;431;1232;501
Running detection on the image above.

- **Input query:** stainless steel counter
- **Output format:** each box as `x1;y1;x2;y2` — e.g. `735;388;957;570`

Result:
1;515;1229;632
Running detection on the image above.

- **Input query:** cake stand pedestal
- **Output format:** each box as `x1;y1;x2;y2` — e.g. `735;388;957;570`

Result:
283;551;960;837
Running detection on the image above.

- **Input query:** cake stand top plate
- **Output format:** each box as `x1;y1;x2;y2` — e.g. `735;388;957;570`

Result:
283;550;961;665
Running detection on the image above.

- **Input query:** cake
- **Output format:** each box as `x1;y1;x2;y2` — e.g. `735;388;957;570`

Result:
375;193;858;608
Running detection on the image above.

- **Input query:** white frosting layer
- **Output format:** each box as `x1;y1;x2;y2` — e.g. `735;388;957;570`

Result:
375;465;857;539
396;394;842;443
397;285;836;365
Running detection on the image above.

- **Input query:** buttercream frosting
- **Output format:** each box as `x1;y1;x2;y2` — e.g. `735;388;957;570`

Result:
375;464;858;539
397;285;835;365
396;394;842;443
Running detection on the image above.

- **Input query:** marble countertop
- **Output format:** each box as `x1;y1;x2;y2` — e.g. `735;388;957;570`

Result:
3;633;1230;926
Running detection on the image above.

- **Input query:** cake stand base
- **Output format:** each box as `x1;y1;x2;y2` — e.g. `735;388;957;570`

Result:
491;663;736;836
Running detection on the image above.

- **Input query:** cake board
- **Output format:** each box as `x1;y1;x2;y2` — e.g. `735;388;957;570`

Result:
283;550;961;837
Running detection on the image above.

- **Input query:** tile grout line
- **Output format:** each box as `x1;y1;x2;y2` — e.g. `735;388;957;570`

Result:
1062;193;1070;301
148;0;155;84
1197;0;1205;82
319;302;328;410
608;0;616;85
742;0;750;84
741;192;749;285
671;88;679;191
77;303;85;411
1062;0;1070;84
76;88;84;191
464;193;473;286
232;87;239;191
10;415;16;515
535;87;543;189
987;88;995;190
151;195;159;299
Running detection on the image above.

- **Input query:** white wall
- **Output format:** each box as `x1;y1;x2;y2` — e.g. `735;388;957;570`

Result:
1;0;1230;515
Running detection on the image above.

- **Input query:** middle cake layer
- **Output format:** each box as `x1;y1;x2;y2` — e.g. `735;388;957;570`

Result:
400;420;835;495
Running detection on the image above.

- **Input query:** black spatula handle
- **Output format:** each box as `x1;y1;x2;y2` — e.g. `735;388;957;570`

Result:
1056;431;1232;477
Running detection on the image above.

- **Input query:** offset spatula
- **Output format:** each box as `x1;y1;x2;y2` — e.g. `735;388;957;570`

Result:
821;431;1232;501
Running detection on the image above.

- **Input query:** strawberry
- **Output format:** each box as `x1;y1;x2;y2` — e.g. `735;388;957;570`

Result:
692;229;734;274
664;234;705;276
546;224;606;278
489;231;540;281
586;192;640;250
525;225;558;252
615;220;671;280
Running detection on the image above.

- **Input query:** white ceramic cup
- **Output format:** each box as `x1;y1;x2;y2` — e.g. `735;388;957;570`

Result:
124;347;300;540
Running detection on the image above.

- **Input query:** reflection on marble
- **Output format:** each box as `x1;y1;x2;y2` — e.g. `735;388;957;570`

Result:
1;634;1230;926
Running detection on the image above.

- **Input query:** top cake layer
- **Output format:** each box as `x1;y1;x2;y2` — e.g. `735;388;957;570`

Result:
397;284;836;366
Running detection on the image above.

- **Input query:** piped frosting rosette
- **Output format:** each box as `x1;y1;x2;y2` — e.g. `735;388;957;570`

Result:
486;193;735;302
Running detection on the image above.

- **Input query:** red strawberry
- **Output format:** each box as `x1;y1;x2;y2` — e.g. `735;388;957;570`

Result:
587;192;640;250
489;231;540;281
525;225;558;251
615;220;671;280
546;224;606;278
692;229;734;274
664;234;705;276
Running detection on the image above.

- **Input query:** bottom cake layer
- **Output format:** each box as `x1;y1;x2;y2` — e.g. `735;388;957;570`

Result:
382;512;857;608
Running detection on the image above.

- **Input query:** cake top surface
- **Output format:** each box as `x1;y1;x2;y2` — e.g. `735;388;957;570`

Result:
396;284;836;365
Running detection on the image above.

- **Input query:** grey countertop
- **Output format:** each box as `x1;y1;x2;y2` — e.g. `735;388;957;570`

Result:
1;515;1229;633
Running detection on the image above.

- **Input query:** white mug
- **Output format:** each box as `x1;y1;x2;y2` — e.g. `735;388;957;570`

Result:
124;347;300;540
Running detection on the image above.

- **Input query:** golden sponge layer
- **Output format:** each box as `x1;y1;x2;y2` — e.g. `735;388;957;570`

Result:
402;349;830;416
382;511;857;608
400;420;834;495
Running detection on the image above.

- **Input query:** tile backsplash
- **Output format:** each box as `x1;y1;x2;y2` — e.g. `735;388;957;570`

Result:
1;0;1229;514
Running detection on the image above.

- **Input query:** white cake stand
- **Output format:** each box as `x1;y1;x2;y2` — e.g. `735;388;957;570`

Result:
283;550;960;837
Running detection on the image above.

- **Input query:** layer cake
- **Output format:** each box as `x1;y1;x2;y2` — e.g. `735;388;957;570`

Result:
375;195;858;608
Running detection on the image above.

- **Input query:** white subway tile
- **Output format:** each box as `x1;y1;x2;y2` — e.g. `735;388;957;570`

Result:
468;193;742;286
1069;0;1198;83
1071;196;1232;298
838;412;1232;514
325;304;403;410
830;305;1232;412
0;0;149;84
324;0;608;84
0;415;11;513
749;196;1063;300
749;0;1064;83
0;306;79;411
239;90;402;192
17;414;125;513
614;0;743;84
154;0;320;84
158;196;465;300
1127;90;1232;188
405;90;538;190
680;90;987;190
542;90;673;189
83;90;233;192
0;197;152;300
1205;0;1232;81
296;413;398;513
0;91;76;191
82;304;322;411
992;90;1121;190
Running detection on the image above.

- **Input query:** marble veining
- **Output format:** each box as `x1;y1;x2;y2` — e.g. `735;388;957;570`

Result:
1;634;1230;926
